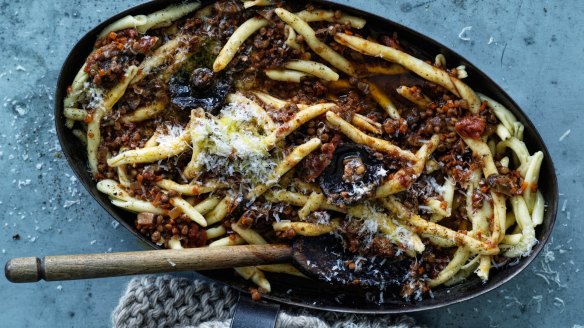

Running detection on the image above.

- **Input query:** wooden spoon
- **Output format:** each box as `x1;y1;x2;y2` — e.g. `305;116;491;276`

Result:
5;236;411;288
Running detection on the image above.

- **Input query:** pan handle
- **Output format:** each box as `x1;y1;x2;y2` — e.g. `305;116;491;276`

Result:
231;293;280;328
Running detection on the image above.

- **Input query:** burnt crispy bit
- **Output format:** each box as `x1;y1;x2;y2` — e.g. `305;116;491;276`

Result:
292;235;412;289
190;67;215;90
319;144;385;206
169;70;232;114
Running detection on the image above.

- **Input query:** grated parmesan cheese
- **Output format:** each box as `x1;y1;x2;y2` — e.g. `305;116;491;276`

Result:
156;124;187;148
388;221;419;252
532;238;567;288
63;199;80;208
458;26;472;41
558;129;571;142
192;100;278;188
358;216;379;248
530;295;543;314
553;297;565;313
85;83;104;110
314;211;331;225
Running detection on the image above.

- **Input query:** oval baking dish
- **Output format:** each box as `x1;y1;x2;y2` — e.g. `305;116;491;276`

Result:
54;0;558;314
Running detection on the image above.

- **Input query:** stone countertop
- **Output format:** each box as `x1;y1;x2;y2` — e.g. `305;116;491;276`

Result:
0;0;581;327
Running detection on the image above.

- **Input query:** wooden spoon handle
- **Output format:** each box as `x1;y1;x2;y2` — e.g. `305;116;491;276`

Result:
5;244;291;283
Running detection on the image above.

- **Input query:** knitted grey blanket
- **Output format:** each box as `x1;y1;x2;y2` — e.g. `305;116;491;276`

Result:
112;276;421;328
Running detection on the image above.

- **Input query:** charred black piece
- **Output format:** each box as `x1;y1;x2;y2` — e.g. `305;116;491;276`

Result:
169;68;232;114
319;144;386;206
191;67;215;90
292;235;412;289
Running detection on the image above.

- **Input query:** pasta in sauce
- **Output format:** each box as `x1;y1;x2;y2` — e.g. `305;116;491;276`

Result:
63;0;545;300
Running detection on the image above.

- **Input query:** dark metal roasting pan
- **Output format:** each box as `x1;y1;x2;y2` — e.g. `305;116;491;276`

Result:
54;0;558;317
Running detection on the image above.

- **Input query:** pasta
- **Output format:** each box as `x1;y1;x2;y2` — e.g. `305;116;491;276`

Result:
264;69;308;82
63;1;547;301
282;60;339;81
294;9;366;29
98;15;149;39
275;8;356;76
334;33;482;113
136;2;201;33
213;17;269;72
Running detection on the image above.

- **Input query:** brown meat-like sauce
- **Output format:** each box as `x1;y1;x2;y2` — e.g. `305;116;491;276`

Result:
455;115;486;139
86;29;158;88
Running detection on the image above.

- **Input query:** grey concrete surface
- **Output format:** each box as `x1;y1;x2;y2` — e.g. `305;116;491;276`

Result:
0;0;581;327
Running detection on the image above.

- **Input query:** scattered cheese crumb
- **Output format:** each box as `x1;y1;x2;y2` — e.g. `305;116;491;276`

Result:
504;295;523;308
558;129;571;142
13;104;27;116
17;179;31;189
458;26;472;41
533;239;567;288
530;295;543;314
156;124;186;148
63;200;80;208
553;297;565;313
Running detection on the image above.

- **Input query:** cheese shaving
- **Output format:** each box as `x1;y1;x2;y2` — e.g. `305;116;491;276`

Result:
156;124;187;148
458;26;472;41
86;83;104;110
192;99;278;187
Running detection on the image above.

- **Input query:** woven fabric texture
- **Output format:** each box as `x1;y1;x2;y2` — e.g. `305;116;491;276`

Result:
112;276;421;328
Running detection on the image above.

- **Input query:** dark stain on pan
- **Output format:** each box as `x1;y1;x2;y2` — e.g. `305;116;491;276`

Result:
54;0;558;314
